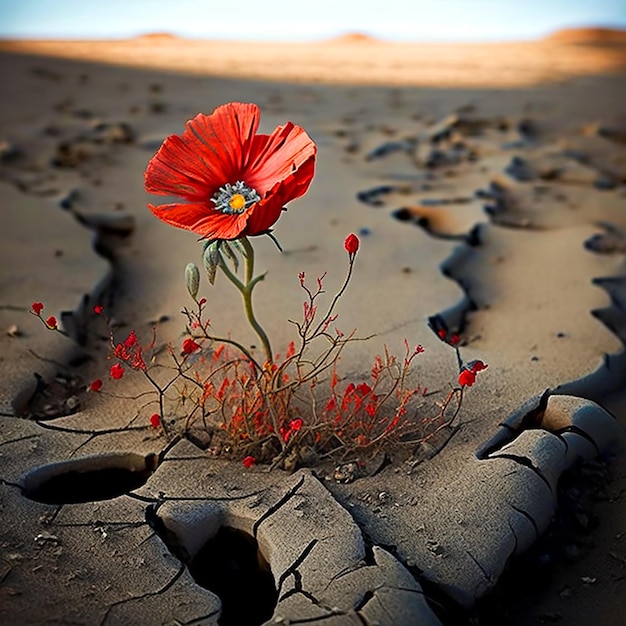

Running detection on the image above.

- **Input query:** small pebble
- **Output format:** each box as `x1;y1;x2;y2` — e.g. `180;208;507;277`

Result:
378;491;392;504
65;396;80;411
6;324;22;337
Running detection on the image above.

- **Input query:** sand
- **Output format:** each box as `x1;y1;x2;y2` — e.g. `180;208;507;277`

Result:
0;29;625;625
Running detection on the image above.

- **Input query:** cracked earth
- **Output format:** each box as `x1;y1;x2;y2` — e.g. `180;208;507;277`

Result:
1;37;626;625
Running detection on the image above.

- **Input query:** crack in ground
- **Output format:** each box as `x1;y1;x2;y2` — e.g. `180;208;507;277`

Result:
360;120;626;447
127;487;268;505
252;474;305;538
488;452;553;492
54;519;146;533
323;560;367;591
33;419;148;436
505;520;521;571
509;504;540;539
555;425;601;455
0;433;39;447
290;611;352;625
278;569;321;606
276;538;318;597
465;550;492;584
476;390;552;459
0;477;24;491
100;562;186;626
182;610;222;625
280;566;349;624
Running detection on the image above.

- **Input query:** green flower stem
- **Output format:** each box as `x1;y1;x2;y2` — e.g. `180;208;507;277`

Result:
218;236;273;366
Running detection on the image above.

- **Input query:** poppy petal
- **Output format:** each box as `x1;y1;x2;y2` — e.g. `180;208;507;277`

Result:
145;103;261;202
148;202;250;240
184;102;260;185
245;122;316;196
244;196;285;237
244;155;315;236
145;135;222;202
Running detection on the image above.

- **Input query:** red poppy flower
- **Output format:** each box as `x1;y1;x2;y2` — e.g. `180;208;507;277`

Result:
46;316;58;330
31;302;44;315
149;413;161;428
89;379;103;392
144;102;316;241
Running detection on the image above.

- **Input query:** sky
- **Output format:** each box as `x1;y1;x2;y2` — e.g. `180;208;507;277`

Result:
0;0;625;43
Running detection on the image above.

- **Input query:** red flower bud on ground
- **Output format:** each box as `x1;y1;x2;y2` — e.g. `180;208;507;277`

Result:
344;233;359;256
110;363;125;380
89;379;103;392
93;305;104;315
182;338;201;354
198;298;207;306
242;455;256;469
46;316;58;330
31;302;44;315
149;413;161;428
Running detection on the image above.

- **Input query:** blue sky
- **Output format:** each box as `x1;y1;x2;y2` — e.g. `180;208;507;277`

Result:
0;0;625;42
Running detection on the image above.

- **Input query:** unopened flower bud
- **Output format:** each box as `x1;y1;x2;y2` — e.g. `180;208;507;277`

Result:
344;233;359;257
220;241;240;273
185;262;200;299
203;241;221;285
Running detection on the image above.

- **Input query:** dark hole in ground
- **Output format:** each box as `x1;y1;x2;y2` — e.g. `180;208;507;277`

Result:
188;526;277;626
22;453;157;504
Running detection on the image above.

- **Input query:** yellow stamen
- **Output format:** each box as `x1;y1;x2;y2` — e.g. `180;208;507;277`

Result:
229;193;246;211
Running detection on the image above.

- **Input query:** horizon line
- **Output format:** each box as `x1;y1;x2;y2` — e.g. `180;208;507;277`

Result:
1;24;626;46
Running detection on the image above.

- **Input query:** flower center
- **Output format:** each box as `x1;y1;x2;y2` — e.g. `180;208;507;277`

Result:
211;181;261;215
229;194;246;211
